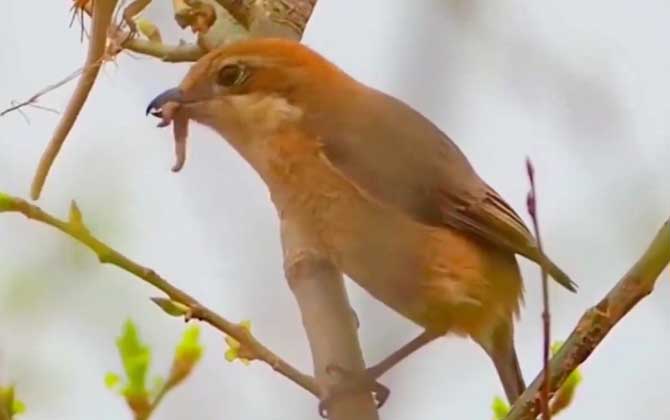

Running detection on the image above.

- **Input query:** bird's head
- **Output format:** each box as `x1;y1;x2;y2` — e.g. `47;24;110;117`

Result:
146;38;358;170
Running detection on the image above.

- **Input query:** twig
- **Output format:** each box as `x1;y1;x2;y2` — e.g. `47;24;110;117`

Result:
136;374;175;420
505;218;670;420
122;36;205;62
525;158;551;419
26;0;318;200
30;0;121;200
0;193;319;397
0;68;83;118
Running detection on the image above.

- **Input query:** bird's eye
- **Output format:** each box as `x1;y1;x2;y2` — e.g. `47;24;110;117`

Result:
217;64;248;87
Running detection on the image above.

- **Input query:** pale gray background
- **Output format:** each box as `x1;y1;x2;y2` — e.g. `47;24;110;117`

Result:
1;1;669;419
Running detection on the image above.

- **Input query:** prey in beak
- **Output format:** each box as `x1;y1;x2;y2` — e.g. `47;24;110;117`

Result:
146;87;190;172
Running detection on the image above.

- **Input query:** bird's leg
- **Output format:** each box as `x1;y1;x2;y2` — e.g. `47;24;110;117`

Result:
318;330;440;415
366;330;440;379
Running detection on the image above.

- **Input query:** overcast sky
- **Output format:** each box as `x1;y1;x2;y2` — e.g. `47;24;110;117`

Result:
1;1;669;419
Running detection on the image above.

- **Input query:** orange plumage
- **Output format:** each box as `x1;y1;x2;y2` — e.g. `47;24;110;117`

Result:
147;38;576;407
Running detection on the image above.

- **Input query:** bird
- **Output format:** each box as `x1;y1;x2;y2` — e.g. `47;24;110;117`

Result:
146;38;576;410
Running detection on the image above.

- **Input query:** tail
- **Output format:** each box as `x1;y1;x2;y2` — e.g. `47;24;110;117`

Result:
490;340;526;404
479;323;526;404
539;253;578;293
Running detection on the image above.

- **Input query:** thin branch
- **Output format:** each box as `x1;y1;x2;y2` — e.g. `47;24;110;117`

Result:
30;0;121;201
122;36;205;62
525;158;551;419
0;193;319;397
505;218;670;420
25;0;318;199
136;373;176;420
0;68;83;118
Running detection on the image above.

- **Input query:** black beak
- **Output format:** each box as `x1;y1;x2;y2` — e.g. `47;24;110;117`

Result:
145;87;184;116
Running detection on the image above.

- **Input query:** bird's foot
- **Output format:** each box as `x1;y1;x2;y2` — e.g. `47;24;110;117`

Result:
318;365;390;418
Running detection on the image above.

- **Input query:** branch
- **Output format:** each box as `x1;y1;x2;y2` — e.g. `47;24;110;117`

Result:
248;0;318;39
525;158;551;419
505;218;670;420
123;37;205;62
213;0;253;28
214;0;318;39
24;0;319;199
30;0;120;201
0;192;318;398
281;219;380;420
0;68;83;118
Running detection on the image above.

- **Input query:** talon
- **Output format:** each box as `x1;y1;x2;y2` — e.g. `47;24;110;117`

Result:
317;363;390;414
318;400;329;418
351;307;360;329
373;383;390;408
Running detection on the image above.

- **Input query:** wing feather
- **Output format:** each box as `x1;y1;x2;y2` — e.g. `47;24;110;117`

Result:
312;86;576;291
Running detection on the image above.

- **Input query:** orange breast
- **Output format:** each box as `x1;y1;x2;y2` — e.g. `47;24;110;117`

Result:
252;128;523;339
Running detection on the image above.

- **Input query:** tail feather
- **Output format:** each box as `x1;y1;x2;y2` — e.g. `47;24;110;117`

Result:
540;254;578;293
479;323;526;405
490;341;526;404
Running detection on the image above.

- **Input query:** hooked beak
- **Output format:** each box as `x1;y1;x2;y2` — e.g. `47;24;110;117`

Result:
145;87;184;116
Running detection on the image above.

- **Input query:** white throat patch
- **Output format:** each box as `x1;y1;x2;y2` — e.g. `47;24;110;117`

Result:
228;93;303;133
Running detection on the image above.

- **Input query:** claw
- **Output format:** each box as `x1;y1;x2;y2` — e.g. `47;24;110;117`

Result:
318;401;328;418
317;364;390;417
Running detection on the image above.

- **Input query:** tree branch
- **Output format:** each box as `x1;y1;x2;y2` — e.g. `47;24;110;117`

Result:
0;192;319;397
122;37;205;62
281;218;380;420
525;158;551;419
213;0;253;28
30;0;120;201
26;0;319;199
14;2;381;417
214;0;318;39
505;218;670;420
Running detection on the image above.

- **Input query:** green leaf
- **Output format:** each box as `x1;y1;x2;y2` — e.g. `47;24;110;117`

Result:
0;386;26;417
223;320;253;365
549;340;583;415
11;399;26;415
104;372;121;390
550;341;564;355
68;200;84;227
116;320;151;398
491;396;510;420
169;326;204;385
175;326;203;363
150;297;190;317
